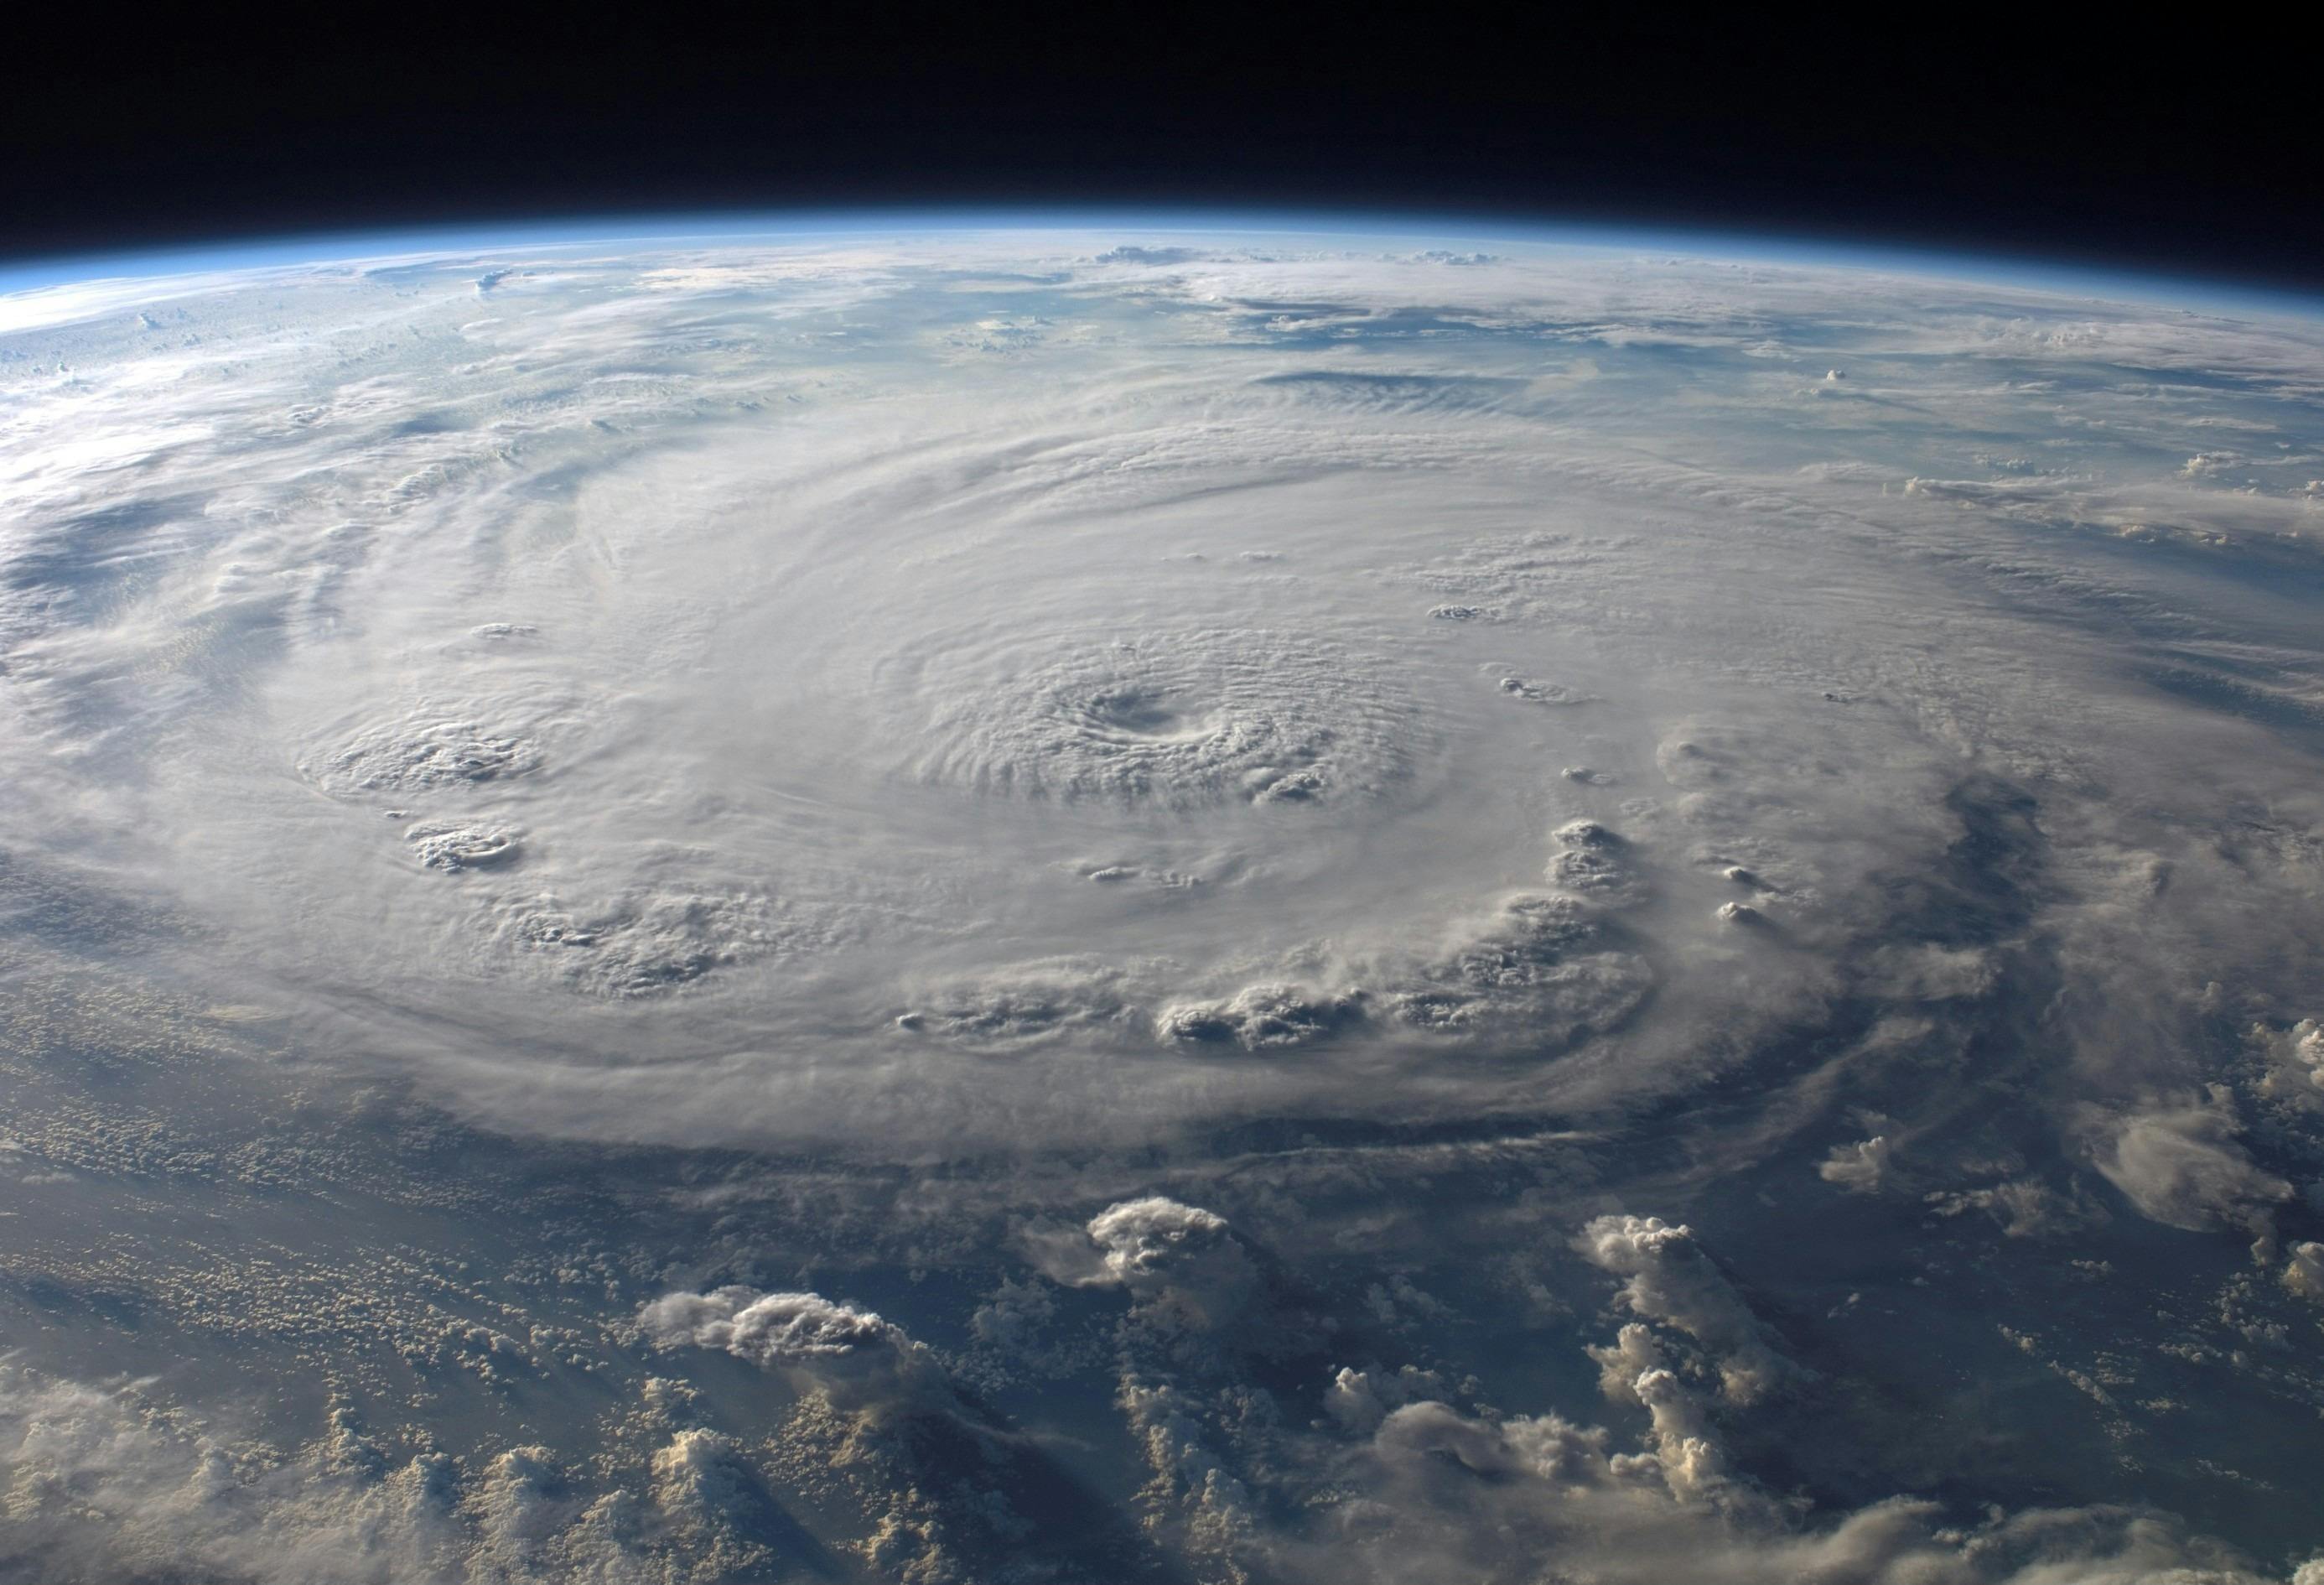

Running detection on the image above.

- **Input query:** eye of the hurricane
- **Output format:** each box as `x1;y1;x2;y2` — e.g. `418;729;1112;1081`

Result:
1074;685;1218;745
890;626;1419;808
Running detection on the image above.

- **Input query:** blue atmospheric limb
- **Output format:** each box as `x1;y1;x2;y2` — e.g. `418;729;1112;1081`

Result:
3;205;2318;320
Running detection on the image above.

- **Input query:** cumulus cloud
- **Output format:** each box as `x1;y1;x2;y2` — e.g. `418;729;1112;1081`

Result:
641;1286;901;1362
1324;1370;2303;1585
9;1337;2306;1585
1577;1214;1794;1404
2285;1241;2324;1302
1320;1364;1455;1436
1338;1394;2295;1580
1116;1375;1265;1577
1154;982;1361;1050
2255;1017;2324;1108
0;1364;679;1585
1082;1196;1259;1326
640;1286;945;1409
1818;1135;1896;1193
1546;818;1647;902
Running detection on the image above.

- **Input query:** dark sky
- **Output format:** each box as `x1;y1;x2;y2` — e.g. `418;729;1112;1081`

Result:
6;11;2317;294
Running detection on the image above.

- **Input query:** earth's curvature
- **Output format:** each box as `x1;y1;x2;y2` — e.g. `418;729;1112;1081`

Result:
3;222;2324;1583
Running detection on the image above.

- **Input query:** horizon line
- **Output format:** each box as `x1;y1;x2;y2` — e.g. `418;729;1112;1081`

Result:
2;205;2316;321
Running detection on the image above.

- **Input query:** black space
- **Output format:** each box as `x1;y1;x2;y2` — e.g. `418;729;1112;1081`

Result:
7;10;2319;294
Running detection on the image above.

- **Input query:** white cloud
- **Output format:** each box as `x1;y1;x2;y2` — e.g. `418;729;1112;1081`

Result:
2087;1099;2291;1235
639;1286;945;1411
2285;1241;2324;1302
2255;1018;2324;1109
1335;1386;2295;1585
0;1364;672;1585
1577;1215;1794;1404
1083;1196;1259;1326
1819;1135;1895;1193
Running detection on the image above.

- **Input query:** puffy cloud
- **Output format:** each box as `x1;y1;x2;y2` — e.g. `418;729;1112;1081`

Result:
1577;1323;1739;1504
1818;1135;1895;1193
1547;818;1647;903
1155;982;1362;1051
1016;1195;1263;1334
1370;1398;1560;1479
1085;1196;1259;1326
1332;1385;2289;1585
2087;1099;2290;1235
1577;1214;1793;1404
1090;1196;1227;1280
641;1285;901;1363
639;1286;943;1409
0;1364;669;1585
1589;1319;1669;1406
643;1426;803;1580
1116;1376;1263;1578
2255;1017;2324;1108
2285;1241;2324;1302
1628;1367;1731;1503
1321;1364;1454;1437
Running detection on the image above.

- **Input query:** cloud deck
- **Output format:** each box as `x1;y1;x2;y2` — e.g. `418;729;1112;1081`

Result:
1;228;2322;1582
